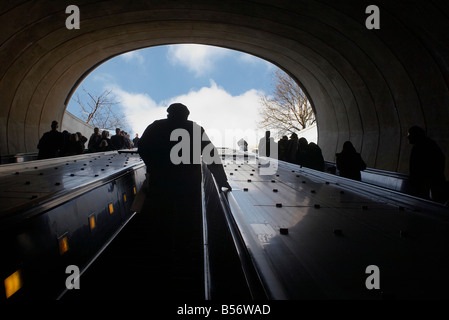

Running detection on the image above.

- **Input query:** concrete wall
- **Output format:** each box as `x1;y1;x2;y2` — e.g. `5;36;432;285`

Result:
297;124;318;146
61;111;95;140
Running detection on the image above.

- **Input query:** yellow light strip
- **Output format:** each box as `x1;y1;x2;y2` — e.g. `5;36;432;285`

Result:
59;235;69;255
108;203;114;214
89;215;96;230
4;269;23;299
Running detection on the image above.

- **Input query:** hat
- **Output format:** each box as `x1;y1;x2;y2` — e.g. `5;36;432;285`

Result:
167;103;190;116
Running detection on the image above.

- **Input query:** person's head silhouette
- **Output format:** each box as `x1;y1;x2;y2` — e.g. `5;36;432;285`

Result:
298;137;308;148
167;103;190;121
342;141;356;153
407;125;426;145
51;120;58;130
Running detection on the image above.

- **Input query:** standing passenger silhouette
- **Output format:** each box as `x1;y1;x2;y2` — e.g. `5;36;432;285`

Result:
87;127;102;153
286;133;299;164
138;103;231;192
296;138;325;171
37;120;63;159
278;136;289;161
336;141;367;181
296;137;309;167
237;138;248;152
137;103;231;299
110;128;126;150
306;142;325;172
407;126;446;202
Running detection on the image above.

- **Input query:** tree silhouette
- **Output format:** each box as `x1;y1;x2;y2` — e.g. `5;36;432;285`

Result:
258;69;315;137
74;87;130;132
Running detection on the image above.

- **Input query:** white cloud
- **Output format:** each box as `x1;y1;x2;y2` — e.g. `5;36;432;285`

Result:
165;80;266;148
167;44;275;77
167;44;231;77
109;81;266;148
108;85;166;135
120;51;144;65
91;72;117;84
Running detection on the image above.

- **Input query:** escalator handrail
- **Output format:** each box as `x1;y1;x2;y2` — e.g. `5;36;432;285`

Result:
209;176;269;300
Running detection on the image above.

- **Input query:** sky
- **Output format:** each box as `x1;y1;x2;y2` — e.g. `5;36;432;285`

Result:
66;44;278;149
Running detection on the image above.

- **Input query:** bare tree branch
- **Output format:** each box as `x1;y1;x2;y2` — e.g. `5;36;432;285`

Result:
258;69;315;138
74;87;130;132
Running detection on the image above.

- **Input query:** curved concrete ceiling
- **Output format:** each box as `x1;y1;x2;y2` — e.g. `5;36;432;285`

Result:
1;0;449;176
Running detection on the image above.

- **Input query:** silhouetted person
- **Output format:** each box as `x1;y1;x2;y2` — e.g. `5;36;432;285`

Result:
98;130;112;151
64;133;84;156
137;103;231;298
296;138;325;171
307;142;325;172
336;141;367;181
407;126;447;202
237;138;248;152
278;136;289;161
123;131;132;149
110;128;126;150
296;137;309;167
286;133;299;164
60;130;71;157
76;132;87;153
139;103;231;191
133;134;140;148
88;127;102;152
37;120;63;159
97;139;110;152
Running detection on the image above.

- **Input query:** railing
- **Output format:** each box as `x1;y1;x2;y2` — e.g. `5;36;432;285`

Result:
325;161;412;194
0;152;39;164
201;162;268;300
0;152;146;300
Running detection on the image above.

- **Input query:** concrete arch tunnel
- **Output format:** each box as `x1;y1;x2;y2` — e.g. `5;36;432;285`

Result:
1;1;449;177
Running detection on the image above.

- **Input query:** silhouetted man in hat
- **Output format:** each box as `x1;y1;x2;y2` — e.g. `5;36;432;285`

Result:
138;103;231;190
137;103;231;298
